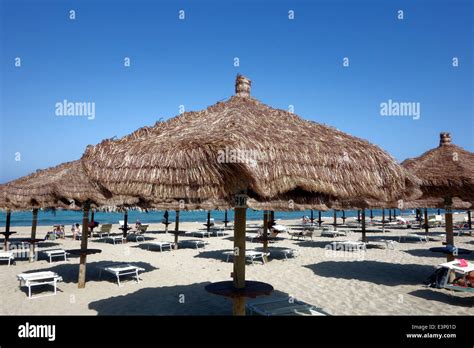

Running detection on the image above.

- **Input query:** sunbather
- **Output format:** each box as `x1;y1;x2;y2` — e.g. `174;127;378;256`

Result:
72;223;81;240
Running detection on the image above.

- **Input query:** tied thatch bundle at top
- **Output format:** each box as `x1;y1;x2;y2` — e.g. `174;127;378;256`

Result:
402;132;474;203
1;160;141;211
81;75;421;209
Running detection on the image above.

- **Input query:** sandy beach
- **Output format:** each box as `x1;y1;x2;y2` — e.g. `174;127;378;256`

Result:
1;214;473;316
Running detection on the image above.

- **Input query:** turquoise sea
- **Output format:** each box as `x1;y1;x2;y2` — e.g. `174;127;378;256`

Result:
0;208;455;227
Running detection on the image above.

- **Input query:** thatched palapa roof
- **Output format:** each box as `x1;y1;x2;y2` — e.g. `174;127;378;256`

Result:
81;75;420;209
402;132;474;203
1;160;141;211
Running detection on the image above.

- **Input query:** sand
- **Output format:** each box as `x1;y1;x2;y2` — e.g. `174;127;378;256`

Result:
1;214;473;315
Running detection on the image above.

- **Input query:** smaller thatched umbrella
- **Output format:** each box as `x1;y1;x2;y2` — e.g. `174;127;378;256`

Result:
402;132;474;261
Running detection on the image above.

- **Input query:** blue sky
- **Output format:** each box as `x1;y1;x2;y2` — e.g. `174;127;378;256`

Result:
1;0;473;183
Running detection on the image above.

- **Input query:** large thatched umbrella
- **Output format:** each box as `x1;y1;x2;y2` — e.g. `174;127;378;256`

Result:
2;160;142;287
81;75;420;315
402;132;474;261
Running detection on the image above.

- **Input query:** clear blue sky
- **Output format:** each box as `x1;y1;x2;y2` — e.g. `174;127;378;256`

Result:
1;0;473;183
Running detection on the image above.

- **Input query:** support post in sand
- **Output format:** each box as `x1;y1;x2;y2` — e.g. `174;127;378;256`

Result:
310;209;314;224
370;209;373;222
224;209;228;227
424;208;429;236
123;210;129;239
233;196;247;316
29;208;38;262
357;210;361;223
5;209;11;251
207;210;211;232
382;208;386;232
444;198;455;262
174;210;180;249
318;211;322;227
393;209;397;219
467;210;472;232
78;204;90;288
262;210;269;254
342;210;346;224
333;210;337;229
361;209;367;243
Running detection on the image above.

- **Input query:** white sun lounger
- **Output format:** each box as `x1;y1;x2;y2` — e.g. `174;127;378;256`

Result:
222;250;270;265
192;230;212;238
17;271;63;298
330;241;366;251
179;240;208;250
105;235;126;245
147;241;174;252
321;229;347;237
43;249;68;263
0;251;15;266
399;234;428;243
99;264;145;286
247;297;328;316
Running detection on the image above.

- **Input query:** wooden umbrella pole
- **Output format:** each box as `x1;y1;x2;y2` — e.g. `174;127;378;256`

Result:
262;210;268;254
382;208;385;232
233;204;247;316
78;204;90;288
123;210;129;239
318;211;322;227
342;210;345;224
445;198;454;262
389;209;392;222
424;208;429;236
370;210;373;221
361;209;367;243
224;210;228;227
5;209;11;251
333;210;337;230
393;209;397;219
6;209;11;234
174;210;180;249
467;210;472;231
207;211;211;232
357;210;361;222
29;208;38;262
310;209;314;224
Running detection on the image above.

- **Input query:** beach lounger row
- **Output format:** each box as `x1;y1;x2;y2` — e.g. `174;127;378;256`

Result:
99;264;145;287
222;250;270;265
17;271;63;299
0;251;15;266
246;297;328;316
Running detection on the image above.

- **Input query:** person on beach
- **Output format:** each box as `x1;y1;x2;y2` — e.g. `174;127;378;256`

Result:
72;223;81;240
134;219;142;232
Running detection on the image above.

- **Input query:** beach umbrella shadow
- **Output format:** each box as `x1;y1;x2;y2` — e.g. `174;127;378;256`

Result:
88;282;231;315
44;260;158;284
408;289;474;307
305;261;434;286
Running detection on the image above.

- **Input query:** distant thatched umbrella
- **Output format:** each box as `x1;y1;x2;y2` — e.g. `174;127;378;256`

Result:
402;132;474;261
2;160;142;287
81;74;420;315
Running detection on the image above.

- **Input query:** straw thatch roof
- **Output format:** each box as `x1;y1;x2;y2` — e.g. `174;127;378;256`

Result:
403;197;471;210
402;133;474;203
81;75;420;209
1;160;141;211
